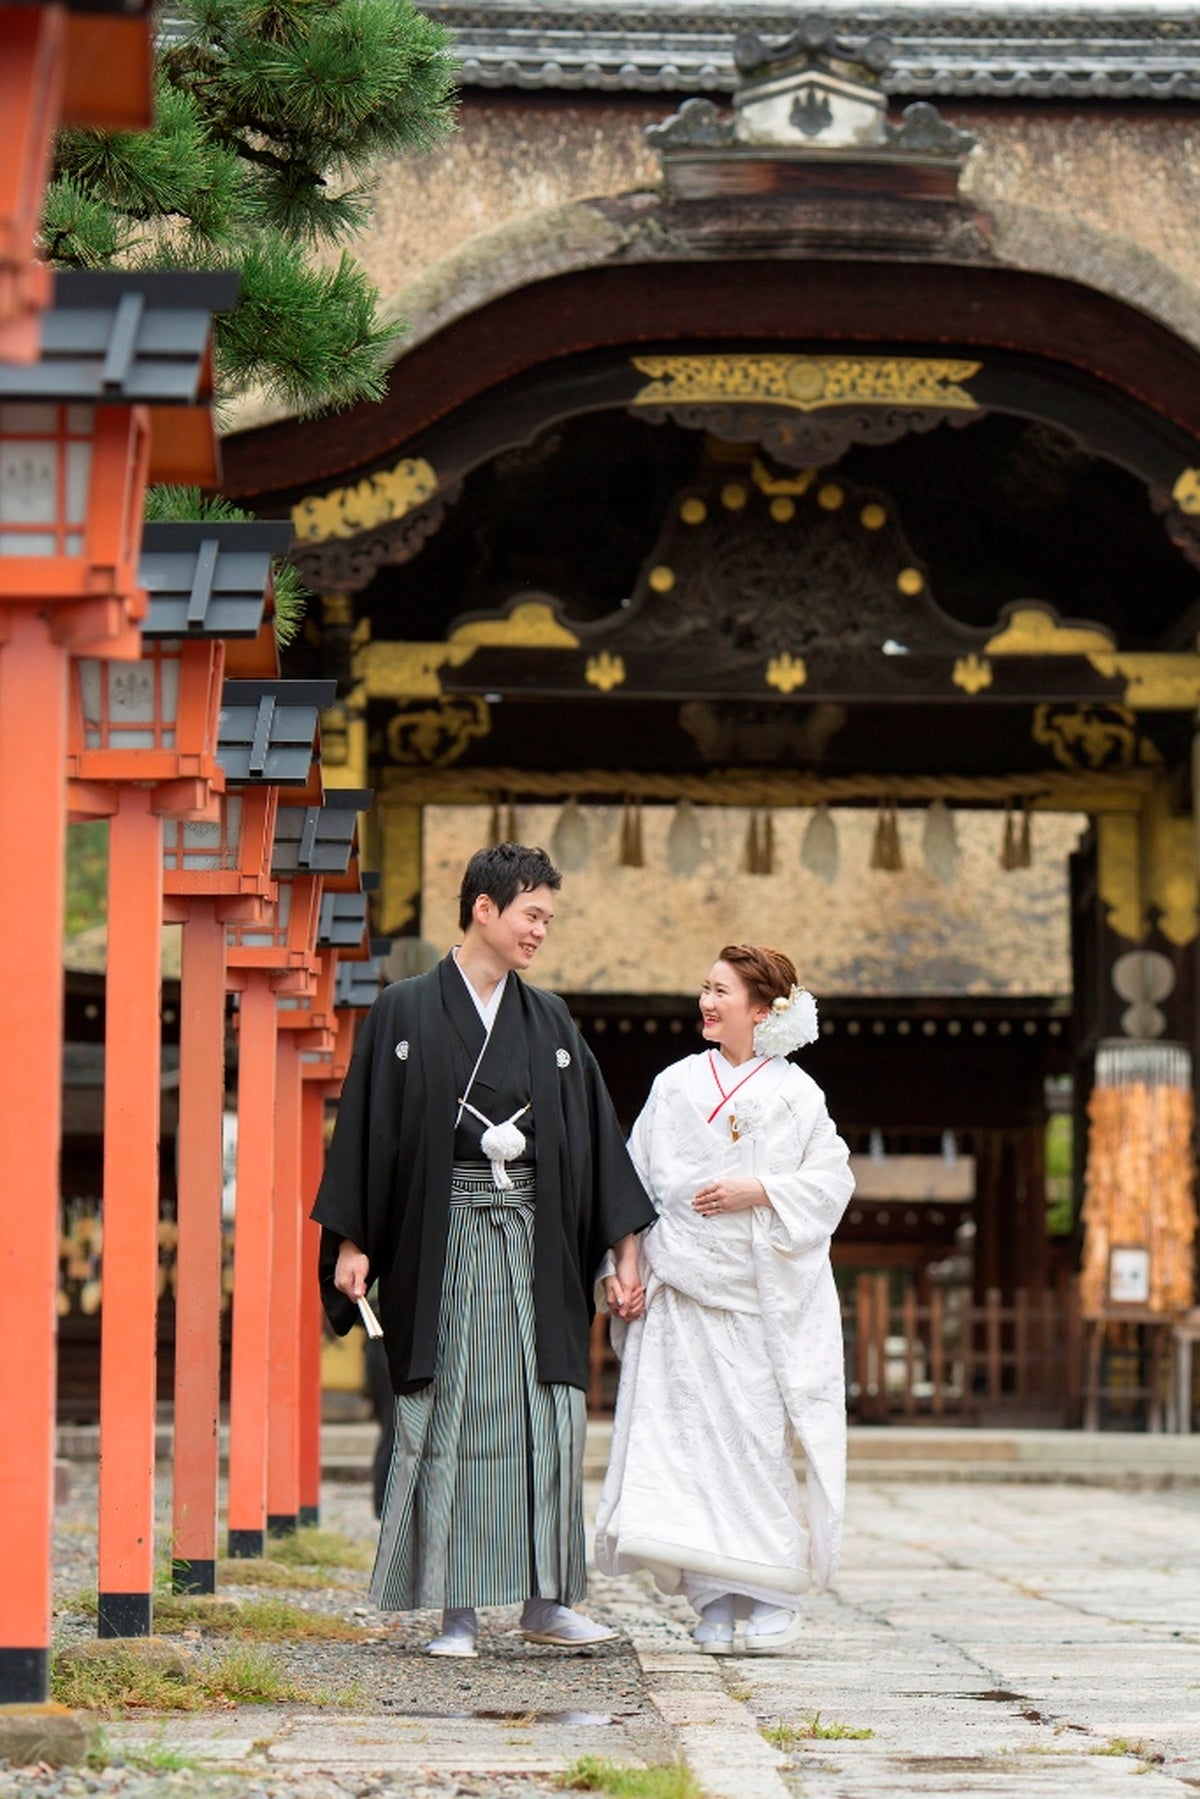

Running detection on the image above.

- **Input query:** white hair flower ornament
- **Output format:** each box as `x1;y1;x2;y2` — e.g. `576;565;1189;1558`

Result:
752;985;819;1059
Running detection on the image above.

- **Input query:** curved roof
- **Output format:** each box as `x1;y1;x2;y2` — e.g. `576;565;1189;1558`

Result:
416;2;1200;99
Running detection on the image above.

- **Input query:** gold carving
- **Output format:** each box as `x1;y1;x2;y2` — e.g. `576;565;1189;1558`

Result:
1032;704;1141;772
1087;653;1200;710
292;457;438;544
356;603;579;700
649;566;676;593
680;497;707;524
1149;795;1198;947
586;653;626;692
750;460;816;497
769;498;795;523
1097;813;1144;942
897;567;925;596
1172;468;1200;515
986;606;1115;656
321;592;353;627
1098;789;1197;946
766;653;808;694
385;697;491;767
379;802;422;936
632;353;981;414
860;503;887;530
448;601;579;651
985;611;1200;709
817;484;844;511
318;704;369;787
721;483;748;511
953;655;993;694
357;640;474;700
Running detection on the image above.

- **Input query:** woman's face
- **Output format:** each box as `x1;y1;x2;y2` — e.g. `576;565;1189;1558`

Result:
698;959;768;1059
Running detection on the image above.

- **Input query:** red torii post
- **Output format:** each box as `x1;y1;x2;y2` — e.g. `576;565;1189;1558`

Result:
67;526;259;1637
267;811;374;1535
0;278;221;1697
222;696;334;1558
298;1011;355;1527
296;941;390;1523
149;524;294;1597
270;951;339;1537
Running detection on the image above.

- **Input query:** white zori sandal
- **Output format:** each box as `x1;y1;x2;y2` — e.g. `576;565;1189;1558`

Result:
427;1606;479;1657
744;1603;804;1653
520;1599;618;1645
691;1593;735;1654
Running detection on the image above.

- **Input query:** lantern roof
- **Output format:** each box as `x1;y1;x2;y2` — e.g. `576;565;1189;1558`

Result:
139;521;293;639
319;889;369;948
217;679;335;786
336;947;390;1010
271;789;373;876
0;270;238;406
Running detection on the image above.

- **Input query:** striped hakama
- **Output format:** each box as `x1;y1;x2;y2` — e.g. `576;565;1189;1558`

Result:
371;1165;587;1611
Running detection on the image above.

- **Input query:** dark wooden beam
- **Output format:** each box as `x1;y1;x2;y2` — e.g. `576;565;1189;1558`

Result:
223;258;1200;502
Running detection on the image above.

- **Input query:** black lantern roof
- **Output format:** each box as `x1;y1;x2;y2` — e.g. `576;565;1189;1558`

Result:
335;944;391;1010
271;790;372;876
217;680;335;786
139;521;293;639
318;890;369;948
0;271;239;406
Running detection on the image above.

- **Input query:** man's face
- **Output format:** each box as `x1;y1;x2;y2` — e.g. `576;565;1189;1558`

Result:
471;883;556;972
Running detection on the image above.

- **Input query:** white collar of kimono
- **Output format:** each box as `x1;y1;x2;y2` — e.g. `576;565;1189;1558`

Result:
451;946;508;1031
708;1047;768;1081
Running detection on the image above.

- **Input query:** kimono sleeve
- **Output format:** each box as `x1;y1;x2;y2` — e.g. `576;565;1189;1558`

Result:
594;1075;661;1307
758;1091;855;1255
581;1036;657;1253
310;995;382;1336
625;1077;663;1201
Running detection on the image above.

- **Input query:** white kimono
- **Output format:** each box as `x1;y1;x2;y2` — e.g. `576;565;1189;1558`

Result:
595;1050;854;1606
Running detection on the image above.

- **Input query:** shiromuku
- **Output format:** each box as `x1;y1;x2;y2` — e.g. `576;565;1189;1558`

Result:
596;943;854;1655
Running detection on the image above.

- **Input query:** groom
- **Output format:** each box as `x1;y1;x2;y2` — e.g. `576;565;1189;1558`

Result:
313;842;651;1655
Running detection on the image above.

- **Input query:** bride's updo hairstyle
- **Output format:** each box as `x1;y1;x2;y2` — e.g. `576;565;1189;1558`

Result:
717;943;798;1010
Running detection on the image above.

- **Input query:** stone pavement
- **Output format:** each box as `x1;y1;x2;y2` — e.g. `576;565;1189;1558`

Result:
71;1471;1200;1797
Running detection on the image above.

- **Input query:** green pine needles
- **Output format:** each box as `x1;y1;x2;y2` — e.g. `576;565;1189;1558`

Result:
46;0;458;419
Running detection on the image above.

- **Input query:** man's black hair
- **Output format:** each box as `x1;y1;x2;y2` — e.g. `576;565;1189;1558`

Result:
458;842;562;932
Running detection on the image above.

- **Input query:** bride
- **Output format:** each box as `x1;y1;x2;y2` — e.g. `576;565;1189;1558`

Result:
596;943;854;1653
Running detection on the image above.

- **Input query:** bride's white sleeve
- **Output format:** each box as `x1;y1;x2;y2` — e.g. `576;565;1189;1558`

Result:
758;1094;854;1254
594;1080;661;1310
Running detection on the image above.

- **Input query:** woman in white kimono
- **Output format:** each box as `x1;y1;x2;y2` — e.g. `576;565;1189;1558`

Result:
596;944;854;1653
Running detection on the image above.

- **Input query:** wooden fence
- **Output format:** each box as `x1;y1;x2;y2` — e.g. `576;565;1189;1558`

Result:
845;1275;1081;1423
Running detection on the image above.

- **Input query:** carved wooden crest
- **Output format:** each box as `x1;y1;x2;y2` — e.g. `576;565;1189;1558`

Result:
578;464;972;669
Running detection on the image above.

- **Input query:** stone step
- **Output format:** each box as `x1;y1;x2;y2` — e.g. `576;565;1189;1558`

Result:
56;1421;1200;1485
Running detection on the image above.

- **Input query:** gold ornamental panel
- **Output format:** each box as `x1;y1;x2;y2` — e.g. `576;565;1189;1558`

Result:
631;353;981;414
292;456;439;545
356;603;580;700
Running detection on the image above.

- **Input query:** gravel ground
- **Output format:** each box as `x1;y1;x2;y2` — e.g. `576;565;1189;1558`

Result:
20;1468;674;1799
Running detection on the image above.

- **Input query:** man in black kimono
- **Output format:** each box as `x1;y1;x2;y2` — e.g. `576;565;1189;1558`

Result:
313;842;654;1656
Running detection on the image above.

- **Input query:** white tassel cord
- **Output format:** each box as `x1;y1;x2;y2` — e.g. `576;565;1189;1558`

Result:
458;1100;530;1190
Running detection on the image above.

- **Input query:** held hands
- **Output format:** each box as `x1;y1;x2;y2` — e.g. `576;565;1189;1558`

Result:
693;1177;768;1218
604;1237;645;1322
334;1239;370;1301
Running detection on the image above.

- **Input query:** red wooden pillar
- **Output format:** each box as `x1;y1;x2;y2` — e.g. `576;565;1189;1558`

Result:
170;900;227;1594
96;786;164;1636
0;607;69;1700
266;1028;304;1537
298;1069;330;1526
226;969;278;1559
